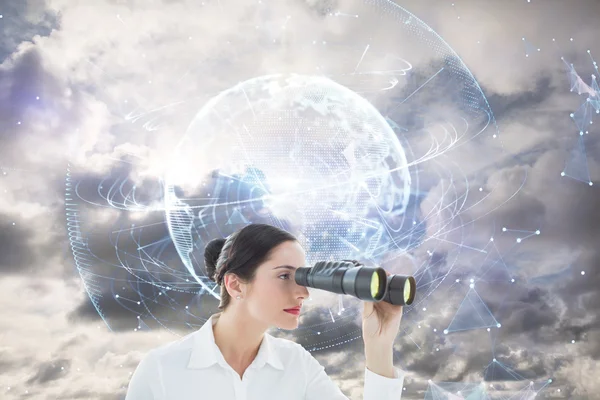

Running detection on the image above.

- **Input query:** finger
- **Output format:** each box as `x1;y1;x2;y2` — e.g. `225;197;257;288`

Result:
363;299;374;316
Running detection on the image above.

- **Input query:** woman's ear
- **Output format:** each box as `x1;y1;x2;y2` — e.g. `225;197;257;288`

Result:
224;273;244;298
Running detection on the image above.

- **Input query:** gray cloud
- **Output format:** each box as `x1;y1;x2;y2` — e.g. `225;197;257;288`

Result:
0;0;58;62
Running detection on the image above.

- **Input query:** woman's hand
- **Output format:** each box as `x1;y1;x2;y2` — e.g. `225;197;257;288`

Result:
361;272;404;346
361;271;403;378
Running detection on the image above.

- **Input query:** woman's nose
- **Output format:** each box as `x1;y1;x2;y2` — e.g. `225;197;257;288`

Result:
298;284;309;298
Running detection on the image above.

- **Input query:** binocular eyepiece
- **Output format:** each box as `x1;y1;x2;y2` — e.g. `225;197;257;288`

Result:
294;260;416;306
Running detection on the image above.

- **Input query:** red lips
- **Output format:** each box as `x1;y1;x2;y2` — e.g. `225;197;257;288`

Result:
284;306;301;312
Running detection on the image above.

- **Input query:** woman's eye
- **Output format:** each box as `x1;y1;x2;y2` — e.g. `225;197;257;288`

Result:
279;274;290;280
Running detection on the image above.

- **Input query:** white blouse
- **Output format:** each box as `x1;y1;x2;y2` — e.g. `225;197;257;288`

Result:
125;313;405;400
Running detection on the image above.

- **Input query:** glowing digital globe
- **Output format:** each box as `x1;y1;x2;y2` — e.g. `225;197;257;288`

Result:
164;73;412;298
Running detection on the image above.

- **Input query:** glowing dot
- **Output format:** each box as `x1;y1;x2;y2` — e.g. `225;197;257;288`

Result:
571;339;575;343
549;379;553;383
470;278;474;283
479;187;483;191
502;227;507;231
36;96;40;100
517;238;522;243
581;271;585;275
12;222;15;225
487;328;491;332
570;38;574;41
17;121;21;125
444;330;448;334
185;306;188;309
561;171;565;176
115;294;119;298
497;323;501;328
137;301;140;305
589;182;593;186
418;325;421;328
493;358;497;362
490;237;494;242
535;230;540;235
511;278;515;283
455;279;460;283
436;348;439;351
580;131;584;136
433;328;437;332
470;283;474;288
317;332;320;335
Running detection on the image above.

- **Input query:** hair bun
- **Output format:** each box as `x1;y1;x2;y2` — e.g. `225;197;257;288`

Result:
204;238;226;282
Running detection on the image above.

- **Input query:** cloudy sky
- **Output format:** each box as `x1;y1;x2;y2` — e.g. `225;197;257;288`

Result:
1;0;600;399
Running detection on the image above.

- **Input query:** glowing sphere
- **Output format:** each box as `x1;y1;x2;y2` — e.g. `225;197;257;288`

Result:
164;74;411;297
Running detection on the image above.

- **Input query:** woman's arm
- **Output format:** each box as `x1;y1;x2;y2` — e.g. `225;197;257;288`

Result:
361;289;406;398
365;342;395;378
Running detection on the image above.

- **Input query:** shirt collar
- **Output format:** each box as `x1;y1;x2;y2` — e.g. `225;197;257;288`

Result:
187;312;284;371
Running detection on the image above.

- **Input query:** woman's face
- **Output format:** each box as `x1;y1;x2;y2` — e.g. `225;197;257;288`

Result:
245;240;310;330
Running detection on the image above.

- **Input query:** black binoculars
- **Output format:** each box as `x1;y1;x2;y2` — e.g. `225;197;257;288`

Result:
295;260;416;305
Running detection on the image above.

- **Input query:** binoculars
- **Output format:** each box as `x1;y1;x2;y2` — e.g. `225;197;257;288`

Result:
295;260;416;306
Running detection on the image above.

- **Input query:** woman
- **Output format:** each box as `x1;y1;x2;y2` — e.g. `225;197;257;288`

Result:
125;223;406;399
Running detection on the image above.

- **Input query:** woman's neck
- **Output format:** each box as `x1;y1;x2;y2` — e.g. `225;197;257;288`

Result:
212;308;268;370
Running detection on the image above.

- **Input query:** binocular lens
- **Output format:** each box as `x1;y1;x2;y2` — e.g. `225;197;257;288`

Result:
370;271;380;300
404;278;413;304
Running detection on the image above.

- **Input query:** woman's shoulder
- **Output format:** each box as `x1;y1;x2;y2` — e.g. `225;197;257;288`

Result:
141;330;199;363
